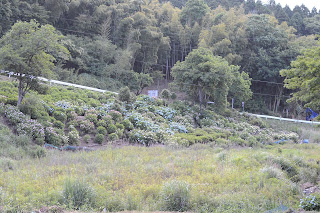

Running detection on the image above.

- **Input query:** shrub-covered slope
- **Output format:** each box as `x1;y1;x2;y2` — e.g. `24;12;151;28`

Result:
0;80;303;149
1;80;320;212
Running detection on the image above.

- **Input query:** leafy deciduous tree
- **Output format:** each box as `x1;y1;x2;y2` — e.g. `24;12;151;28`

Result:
280;42;320;111
0;20;69;105
172;48;243;112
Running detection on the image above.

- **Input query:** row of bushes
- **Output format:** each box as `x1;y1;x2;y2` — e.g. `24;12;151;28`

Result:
61;179;191;211
0;103;82;146
0;80;306;148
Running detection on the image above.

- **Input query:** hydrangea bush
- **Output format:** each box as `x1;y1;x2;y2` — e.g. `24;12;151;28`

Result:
155;106;176;121
300;194;320;211
4;105;45;143
79;120;95;134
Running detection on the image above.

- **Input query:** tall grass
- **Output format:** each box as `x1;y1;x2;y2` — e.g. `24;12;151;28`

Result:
266;119;320;143
0;143;319;212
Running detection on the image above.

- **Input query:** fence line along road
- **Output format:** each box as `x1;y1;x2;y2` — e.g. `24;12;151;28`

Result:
38;77;118;94
38;77;319;125
1;70;319;124
244;113;320;125
0;69;118;94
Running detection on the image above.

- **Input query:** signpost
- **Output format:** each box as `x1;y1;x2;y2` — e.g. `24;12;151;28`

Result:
148;90;158;98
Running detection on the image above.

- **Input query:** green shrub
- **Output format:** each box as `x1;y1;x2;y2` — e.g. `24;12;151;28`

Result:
6;97;18;106
29;146;47;159
83;134;91;143
0;95;7;104
19;94;46;119
45;127;67;146
171;101;191;116
171;92;177;100
105;195;125;212
0;158;15;171
109;110;122;122
160;180;190;212
68;123;77;132
97;126;107;135
300;193;320;211
118;86;133;103
299;167;318;184
94;134;105;144
248;136;258;147
96;120;107;128
129;130;157;146
249;117;267;128
34;83;49;95
68;130;80;145
88;98;100;107
75;107;85;116
160;89;171;99
14;134;32;147
215;138;229;146
0;103;5;114
272;157;299;181
102;115;113;125
229;136;246;146
260;166;284;179
109;133;119;141
79;120;95;134
66;110;77;121
110;102;122;112
85;114;98;125
53;111;67;123
53;120;65;129
107;124;117;134
121;119;133;130
63;179;96;210
115;123;124;130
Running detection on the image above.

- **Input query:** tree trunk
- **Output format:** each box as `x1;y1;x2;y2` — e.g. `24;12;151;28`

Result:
273;98;277;113
181;48;184;61
17;79;24;106
173;42;176;66
198;84;202;113
275;86;283;113
166;57;169;81
204;93;207;108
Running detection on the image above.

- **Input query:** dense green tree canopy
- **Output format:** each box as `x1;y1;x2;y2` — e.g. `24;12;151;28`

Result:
0;20;69;105
0;0;319;114
304;15;320;35
172;48;250;112
281;42;320;111
180;0;209;26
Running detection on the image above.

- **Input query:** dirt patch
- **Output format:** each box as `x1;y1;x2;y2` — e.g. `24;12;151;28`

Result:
302;182;320;196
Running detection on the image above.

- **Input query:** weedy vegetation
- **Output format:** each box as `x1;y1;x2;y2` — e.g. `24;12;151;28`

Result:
0;80;319;212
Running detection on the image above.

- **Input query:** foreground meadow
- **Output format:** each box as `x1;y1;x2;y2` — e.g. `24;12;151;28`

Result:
1;143;320;212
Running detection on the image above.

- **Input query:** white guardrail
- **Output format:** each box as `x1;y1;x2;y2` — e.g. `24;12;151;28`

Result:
245;113;320;125
0;70;118;95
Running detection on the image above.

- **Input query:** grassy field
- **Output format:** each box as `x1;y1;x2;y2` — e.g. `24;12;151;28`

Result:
1;79;320;212
1;142;320;212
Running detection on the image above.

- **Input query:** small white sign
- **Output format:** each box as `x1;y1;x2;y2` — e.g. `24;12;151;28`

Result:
148;90;158;98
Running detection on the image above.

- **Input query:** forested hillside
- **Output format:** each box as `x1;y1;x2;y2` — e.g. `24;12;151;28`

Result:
0;0;319;114
2;1;320;212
